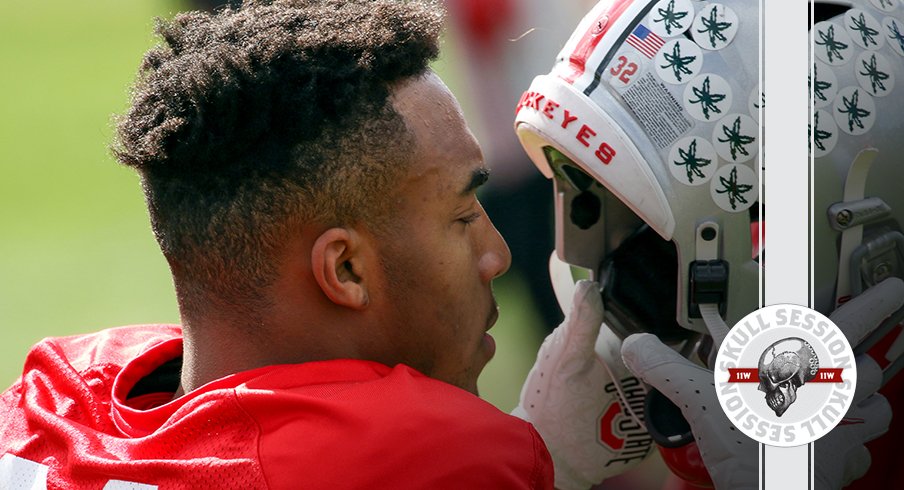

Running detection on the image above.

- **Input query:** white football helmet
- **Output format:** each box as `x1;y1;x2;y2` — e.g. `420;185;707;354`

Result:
514;0;761;340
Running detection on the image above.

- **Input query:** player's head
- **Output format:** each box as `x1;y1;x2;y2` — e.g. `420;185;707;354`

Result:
114;0;442;314
115;0;508;394
514;0;761;342
811;0;904;315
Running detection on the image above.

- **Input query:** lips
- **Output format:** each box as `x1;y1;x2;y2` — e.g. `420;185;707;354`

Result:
482;303;499;360
482;332;497;359
486;305;499;331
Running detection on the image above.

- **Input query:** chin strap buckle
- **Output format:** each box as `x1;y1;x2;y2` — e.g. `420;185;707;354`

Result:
689;221;729;321
689;260;729;319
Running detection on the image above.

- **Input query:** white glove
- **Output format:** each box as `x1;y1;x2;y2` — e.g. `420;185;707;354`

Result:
814;356;890;489
512;280;652;490
621;332;758;489
621;277;904;490
813;277;903;489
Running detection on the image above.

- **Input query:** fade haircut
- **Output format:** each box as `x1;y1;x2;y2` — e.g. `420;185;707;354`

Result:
114;0;444;316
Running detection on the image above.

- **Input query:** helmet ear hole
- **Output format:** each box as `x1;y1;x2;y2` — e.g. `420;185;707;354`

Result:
570;191;602;230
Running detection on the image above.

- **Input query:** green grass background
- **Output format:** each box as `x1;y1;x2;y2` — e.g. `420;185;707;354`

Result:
0;0;183;381
0;3;668;487
0;0;547;412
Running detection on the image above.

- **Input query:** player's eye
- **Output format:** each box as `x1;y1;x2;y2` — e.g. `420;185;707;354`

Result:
459;212;481;225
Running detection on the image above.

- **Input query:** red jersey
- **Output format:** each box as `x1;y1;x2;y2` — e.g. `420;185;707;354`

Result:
0;325;554;489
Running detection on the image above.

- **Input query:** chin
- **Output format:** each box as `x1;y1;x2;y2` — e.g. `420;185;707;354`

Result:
464;367;486;396
464;382;480;397
448;372;481;396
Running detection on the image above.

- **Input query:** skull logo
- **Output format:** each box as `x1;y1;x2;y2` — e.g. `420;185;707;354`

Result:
757;338;819;417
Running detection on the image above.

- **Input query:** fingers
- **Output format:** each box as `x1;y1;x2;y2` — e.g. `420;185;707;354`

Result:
561;280;604;343
830;277;904;348
622;334;693;379
815;393;890;489
549;250;578;317
843;445;872;486
623;334;757;490
570;280;603;320
621;333;711;402
534;280;604;376
851;394;892;444
852;354;882;405
833;393;892;446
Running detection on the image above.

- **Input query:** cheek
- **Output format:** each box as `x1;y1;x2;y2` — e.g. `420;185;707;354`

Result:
415;236;481;287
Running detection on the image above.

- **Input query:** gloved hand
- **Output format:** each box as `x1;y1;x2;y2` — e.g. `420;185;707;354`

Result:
812;277;903;489
621;277;904;490
512;279;652;490
621;332;757;489
814;356;890;489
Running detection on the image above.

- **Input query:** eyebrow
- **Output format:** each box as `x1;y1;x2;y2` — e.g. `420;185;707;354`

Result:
460;167;490;195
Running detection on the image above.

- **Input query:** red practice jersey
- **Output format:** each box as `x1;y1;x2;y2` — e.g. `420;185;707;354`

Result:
0;325;554;489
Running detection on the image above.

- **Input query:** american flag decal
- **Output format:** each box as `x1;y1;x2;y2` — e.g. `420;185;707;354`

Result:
626;24;664;59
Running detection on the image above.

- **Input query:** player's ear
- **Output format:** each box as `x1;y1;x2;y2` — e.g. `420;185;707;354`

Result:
310;227;370;309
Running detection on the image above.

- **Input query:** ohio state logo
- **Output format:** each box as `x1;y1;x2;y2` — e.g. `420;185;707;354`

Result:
597;377;653;467
714;304;857;447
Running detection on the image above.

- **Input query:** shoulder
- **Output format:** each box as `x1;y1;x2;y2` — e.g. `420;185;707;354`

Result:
1;325;181;427
238;360;554;489
0;325;184;467
24;324;182;372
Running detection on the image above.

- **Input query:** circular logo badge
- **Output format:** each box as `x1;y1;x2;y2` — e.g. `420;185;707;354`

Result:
870;0;898;12
748;84;764;124
812;61;838;109
668;136;718;185
647;0;696;38
812;109;839;158
845;9;885;50
655;38;703;84
854;51;896;97
710;163;758;212
714;304;857;447
884;17;904;57
691;3;739;51
712;113;758;163
813;21;853;66
684;73;733;122
833;86;876;135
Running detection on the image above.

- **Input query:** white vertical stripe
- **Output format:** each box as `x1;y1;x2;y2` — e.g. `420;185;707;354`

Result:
763;0;812;488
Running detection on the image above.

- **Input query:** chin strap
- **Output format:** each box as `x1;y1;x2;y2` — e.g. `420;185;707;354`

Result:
699;303;729;352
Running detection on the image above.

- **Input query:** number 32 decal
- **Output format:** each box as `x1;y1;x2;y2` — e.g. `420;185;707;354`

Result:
609;55;639;85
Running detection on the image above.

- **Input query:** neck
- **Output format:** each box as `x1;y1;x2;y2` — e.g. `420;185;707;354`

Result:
177;321;262;394
176;308;376;394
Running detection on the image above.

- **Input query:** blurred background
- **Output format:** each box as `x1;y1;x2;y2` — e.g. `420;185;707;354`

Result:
0;0;562;414
0;1;666;487
0;0;185;385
